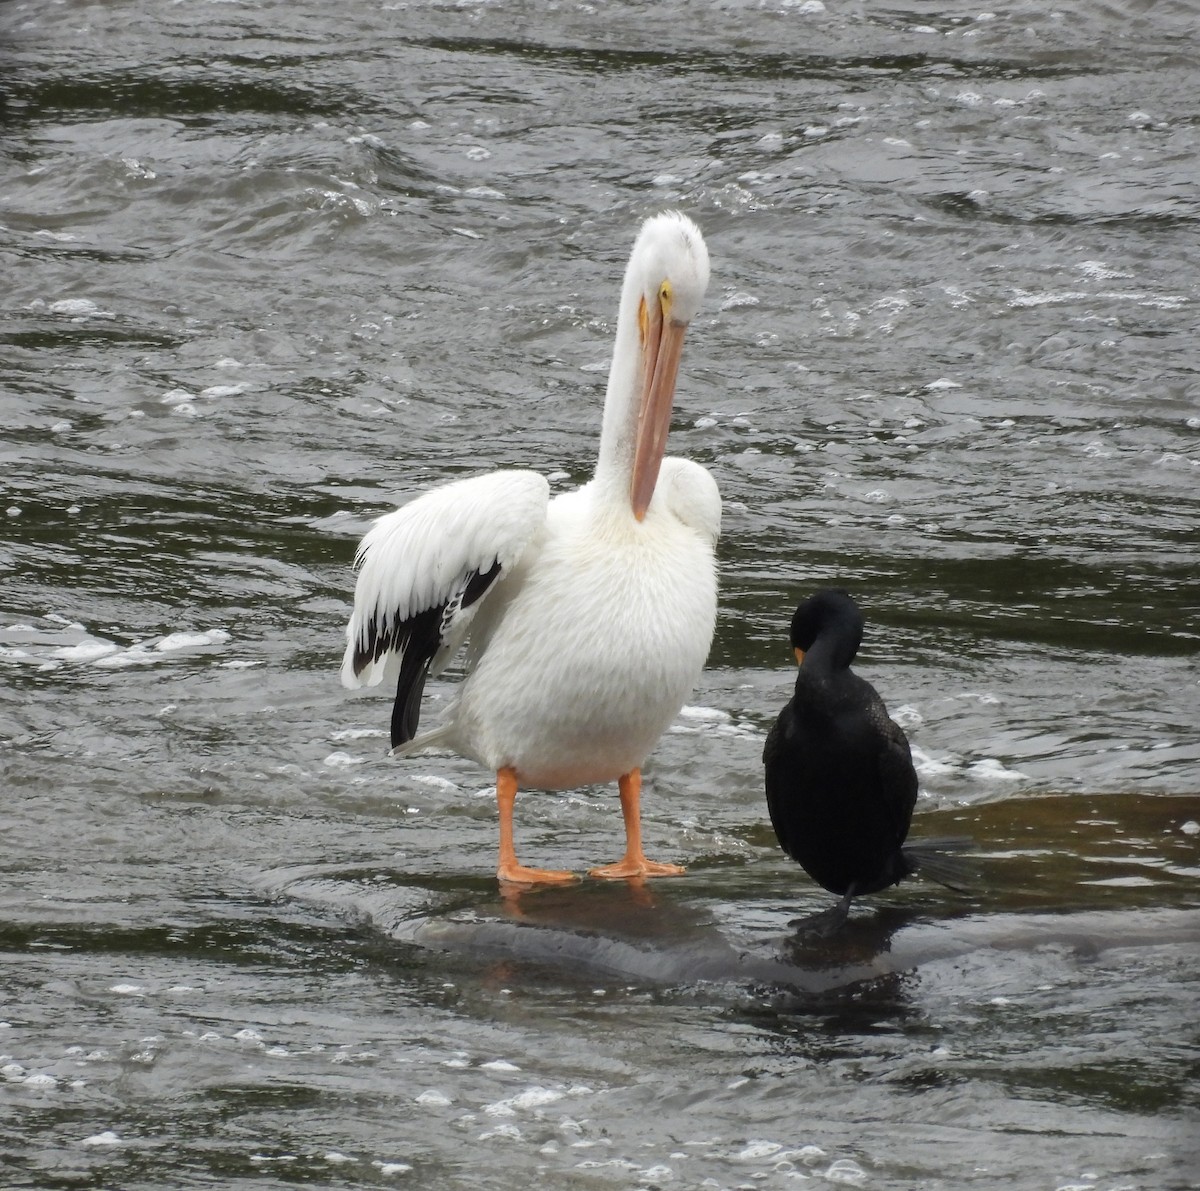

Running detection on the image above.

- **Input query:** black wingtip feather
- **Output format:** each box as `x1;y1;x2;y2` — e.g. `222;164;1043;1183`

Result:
387;605;443;750
392;655;430;749
367;561;504;751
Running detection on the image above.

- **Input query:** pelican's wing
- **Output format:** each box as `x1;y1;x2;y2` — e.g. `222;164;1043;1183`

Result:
341;470;550;747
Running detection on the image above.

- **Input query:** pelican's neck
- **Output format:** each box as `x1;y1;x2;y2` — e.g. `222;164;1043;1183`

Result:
592;264;645;504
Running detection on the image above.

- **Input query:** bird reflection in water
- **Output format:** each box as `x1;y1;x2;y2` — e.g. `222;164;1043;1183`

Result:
417;876;918;995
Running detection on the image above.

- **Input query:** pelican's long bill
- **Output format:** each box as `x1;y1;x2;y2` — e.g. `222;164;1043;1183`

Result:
630;297;688;521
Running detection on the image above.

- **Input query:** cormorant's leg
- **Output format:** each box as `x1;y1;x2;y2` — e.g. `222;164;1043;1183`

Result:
789;885;857;937
495;767;577;886
588;769;685;879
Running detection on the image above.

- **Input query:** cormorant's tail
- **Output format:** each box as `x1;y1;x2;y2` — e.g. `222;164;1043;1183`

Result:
901;837;980;893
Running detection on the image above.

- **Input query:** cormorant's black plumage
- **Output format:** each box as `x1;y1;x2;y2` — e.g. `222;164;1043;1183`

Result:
763;589;966;933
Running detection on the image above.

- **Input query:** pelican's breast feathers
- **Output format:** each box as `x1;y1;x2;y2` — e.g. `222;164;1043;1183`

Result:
657;457;721;547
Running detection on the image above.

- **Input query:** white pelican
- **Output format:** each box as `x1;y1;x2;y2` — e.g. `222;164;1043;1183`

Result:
341;211;720;886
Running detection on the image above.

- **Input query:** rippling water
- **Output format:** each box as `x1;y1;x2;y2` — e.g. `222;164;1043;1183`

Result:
2;1;1198;1188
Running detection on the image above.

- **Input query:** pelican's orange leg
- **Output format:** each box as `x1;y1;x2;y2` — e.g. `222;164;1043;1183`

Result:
588;768;686;880
495;767;577;886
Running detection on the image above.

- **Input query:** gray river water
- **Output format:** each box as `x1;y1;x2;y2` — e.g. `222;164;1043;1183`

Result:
2;1;1198;1188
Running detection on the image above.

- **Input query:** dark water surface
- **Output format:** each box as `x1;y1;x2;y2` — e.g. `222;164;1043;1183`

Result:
2;1;1198;1188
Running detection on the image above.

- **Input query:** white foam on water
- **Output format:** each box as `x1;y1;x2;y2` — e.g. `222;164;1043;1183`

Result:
1078;260;1132;280
155;629;230;651
638;1166;675;1181
93;645;157;669
967;757;1026;782
82;1131;122;1147
331;727;388;741
679;705;729;723
791;1145;827;1165
92;628;230;669
825;1157;868;1185
52;639;119;662
324;752;364;768
415;1089;453;1107
372;1157;415;1176
510;1086;563;1109
959;690;1001;705
409;774;458;791
720;290;760;311
910;745;957;778
47;298;102;317
478;1124;521;1141
737;1140;783;1160
480;1059;520;1071
485;1085;564;1117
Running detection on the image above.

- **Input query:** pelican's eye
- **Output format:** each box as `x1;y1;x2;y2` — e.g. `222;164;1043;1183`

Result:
659;280;673;318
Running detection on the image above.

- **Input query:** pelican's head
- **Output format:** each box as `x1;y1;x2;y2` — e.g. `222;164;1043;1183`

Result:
627;211;710;520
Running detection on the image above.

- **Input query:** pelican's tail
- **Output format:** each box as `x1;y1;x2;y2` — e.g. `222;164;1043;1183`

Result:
389;721;455;759
901;837;980;893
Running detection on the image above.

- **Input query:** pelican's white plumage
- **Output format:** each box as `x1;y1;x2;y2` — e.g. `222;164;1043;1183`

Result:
342;211;719;885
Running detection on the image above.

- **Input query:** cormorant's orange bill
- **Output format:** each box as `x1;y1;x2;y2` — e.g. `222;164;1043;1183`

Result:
794;648;805;666
631;303;688;521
